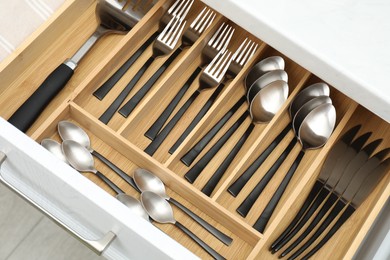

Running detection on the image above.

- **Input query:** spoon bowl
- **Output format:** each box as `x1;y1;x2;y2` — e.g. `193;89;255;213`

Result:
62;140;96;173
245;56;285;90
249;80;289;123
133;169;169;199
58;121;92;151
41;138;68;164
116;193;149;221
247;69;288;103
141;191;175;224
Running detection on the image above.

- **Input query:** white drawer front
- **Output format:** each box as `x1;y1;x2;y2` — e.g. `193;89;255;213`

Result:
0;117;197;260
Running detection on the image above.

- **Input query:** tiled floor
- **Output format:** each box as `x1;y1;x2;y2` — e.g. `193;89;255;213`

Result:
0;183;102;260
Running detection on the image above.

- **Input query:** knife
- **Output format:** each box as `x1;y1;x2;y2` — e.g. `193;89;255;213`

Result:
271;128;369;252
293;156;390;260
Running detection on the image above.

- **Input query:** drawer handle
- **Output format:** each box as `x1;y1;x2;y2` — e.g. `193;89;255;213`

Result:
0;152;116;255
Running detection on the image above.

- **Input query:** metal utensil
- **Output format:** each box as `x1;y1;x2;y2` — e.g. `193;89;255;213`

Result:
247;70;288;104
245;56;285;90
228;82;330;197
118;6;216;118
144;23;235;141
184;79;288;194
99;16;187;124
8;0;154;132
93;0;194;100
168;38;259;154
236;96;334;218
133;168;232;245
252;101;336;232
140;191;225;260
144;48;234;156
60;140;148;220
57;121;138;189
41;138;68;164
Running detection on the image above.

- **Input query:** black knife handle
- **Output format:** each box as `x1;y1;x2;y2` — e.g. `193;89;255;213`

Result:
144;90;200;156
95;170;124;195
169;83;226;154
280;192;339;257
236;137;297;217
181;96;246;166
184;111;248;184
228;124;291;197
272;186;331;253
301;205;355;260
169;197;233;246
91;150;139;192
8;63;74;133
99;56;155;124
201;123;255;196
145;67;202;140
174;221;226;260
254;150;305;233
288;200;347;260
92;32;158;100
270;180;324;251
119;47;183;117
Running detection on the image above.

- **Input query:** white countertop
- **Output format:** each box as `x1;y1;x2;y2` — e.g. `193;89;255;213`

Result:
203;0;390;123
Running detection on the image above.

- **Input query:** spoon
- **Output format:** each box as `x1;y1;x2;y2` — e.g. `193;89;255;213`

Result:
252;101;336;233
58;121;138;190
236;96;334;218
140;191;225;260
180;65;287;167
228;82;330;197
184;79;288;193
200;80;289;196
49;139;148;220
41;139;68;164
245;56;285;90
133;168;232;245
247;70;288;104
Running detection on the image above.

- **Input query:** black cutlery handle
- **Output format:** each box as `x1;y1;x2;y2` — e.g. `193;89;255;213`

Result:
169;83;226;154
270;180;324;251
287;200;347;260
184;111;248;184
280;192;339;257
99;56;155;124
181;96;246;166
92;32;158;100
95;170;123;195
272;186;331;253
169;197;232;246
144;90;200;156
174;221;226;260
91;150;139;192
202;123;255;196
301;205;355;260
236;138;297;217
254;150;305;233
228;124;291;197
145;67;202;140
119;47;183;117
8;63;74;132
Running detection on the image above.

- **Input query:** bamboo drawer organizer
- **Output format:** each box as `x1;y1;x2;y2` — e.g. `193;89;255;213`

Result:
0;0;389;259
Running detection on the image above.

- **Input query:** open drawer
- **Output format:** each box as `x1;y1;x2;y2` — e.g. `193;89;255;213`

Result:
0;0;389;259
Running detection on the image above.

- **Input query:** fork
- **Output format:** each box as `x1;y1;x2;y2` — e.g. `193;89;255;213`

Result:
144;48;234;156
118;7;216;117
144;23;235;141
175;38;258;160
92;0;193;101
99;16;186;124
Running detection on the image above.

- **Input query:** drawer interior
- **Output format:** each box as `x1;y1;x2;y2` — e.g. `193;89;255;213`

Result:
0;0;389;259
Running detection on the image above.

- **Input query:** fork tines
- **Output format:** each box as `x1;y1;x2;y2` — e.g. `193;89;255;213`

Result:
206;49;233;82
208;23;235;52
190;7;216;34
168;0;194;20
234;38;258;67
157;16;186;50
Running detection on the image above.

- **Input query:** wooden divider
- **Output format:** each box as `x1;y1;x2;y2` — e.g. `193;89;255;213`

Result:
1;0;389;259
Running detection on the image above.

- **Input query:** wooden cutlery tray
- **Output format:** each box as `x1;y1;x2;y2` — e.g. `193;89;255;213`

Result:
0;0;389;259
